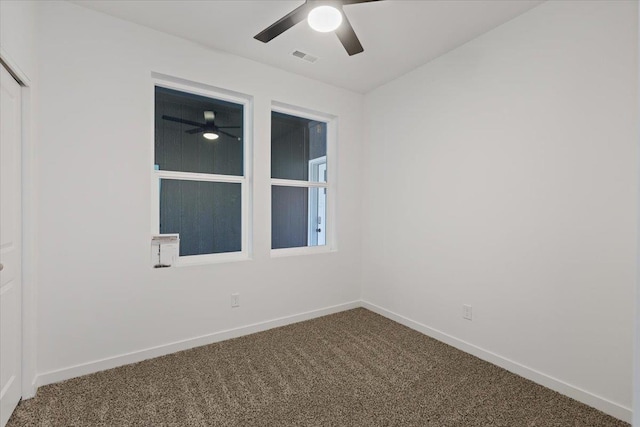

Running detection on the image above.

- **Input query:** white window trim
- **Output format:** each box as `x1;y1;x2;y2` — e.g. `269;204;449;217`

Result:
270;102;337;258
271;244;333;258
150;74;253;266
270;178;327;188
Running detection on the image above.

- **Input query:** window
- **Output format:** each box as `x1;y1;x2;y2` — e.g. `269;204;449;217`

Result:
153;83;250;264
271;106;334;254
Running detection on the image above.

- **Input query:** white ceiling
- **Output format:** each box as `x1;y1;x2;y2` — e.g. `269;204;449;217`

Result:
71;0;544;93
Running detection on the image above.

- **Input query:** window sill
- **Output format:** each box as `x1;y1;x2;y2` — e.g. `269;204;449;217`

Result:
173;252;251;267
270;245;335;258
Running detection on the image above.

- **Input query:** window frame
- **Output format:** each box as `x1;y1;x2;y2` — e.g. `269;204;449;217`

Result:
270;102;337;258
151;75;253;266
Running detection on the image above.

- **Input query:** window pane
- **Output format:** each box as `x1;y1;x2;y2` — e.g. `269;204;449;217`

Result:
155;87;243;176
272;185;327;249
160;179;241;256
271;112;326;182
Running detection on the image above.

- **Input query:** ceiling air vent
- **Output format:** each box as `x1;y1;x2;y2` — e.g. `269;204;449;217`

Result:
292;50;318;63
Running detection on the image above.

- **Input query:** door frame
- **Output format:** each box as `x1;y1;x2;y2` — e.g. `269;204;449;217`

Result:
0;48;38;399
635;8;639;424
307;156;327;246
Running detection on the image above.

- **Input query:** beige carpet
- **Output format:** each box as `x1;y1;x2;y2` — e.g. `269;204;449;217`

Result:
8;308;628;426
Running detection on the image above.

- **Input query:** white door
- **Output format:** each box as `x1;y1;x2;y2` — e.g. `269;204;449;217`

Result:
0;63;22;427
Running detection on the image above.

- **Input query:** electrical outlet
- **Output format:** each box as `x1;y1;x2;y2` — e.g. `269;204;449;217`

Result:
463;304;472;321
231;293;240;308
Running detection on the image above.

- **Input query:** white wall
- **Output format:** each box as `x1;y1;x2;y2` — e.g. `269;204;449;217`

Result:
362;0;637;422
35;1;363;382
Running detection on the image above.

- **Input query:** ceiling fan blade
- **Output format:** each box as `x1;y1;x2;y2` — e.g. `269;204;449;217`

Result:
186;128;204;134
162;115;206;128
217;126;242;129
254;1;313;43
335;12;364;56
341;0;382;4
218;129;242;140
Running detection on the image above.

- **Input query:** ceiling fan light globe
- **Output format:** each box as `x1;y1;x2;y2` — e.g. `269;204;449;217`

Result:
308;6;342;33
203;132;219;140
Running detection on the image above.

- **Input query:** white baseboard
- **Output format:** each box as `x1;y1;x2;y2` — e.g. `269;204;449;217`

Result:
21;378;37;400
35;300;361;390
361;300;632;423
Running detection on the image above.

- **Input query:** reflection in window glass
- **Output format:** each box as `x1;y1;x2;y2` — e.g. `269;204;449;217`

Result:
160;179;241;256
271;186;327;250
155;86;243;176
271;112;326;182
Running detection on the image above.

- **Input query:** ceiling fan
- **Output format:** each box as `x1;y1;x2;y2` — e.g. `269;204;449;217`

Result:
162;111;241;141
254;0;382;56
